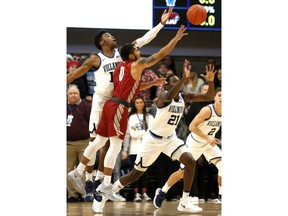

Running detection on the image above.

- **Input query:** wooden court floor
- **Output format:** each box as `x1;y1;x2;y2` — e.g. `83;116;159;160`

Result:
67;200;221;216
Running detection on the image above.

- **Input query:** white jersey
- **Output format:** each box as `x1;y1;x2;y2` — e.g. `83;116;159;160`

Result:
191;104;221;143
94;48;122;98
149;93;185;137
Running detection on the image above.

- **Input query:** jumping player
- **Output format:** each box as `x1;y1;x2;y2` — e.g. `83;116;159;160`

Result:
67;7;172;201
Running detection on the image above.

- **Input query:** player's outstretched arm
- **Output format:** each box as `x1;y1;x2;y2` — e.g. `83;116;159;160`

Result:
131;25;187;84
67;56;100;84
156;59;190;107
132;7;173;48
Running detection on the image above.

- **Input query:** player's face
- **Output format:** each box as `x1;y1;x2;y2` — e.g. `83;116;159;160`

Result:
214;91;222;106
102;33;117;47
168;75;179;87
132;47;141;59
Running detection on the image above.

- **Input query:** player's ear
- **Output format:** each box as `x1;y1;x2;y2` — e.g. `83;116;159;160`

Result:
99;39;104;47
128;53;136;61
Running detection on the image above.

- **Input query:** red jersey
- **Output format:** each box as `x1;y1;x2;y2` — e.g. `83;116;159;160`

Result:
96;61;142;140
113;61;141;103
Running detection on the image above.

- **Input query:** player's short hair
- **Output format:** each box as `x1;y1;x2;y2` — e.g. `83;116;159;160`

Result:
94;29;108;50
119;43;135;61
215;87;222;95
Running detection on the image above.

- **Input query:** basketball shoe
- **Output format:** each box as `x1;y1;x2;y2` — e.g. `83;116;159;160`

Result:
96;182;118;201
153;188;166;208
67;169;85;195
92;194;108;213
177;197;203;213
84;180;94;202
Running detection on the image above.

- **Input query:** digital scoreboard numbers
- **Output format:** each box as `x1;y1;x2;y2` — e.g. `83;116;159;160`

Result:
153;0;221;31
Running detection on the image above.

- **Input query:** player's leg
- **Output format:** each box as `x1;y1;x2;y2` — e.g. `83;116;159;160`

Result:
112;134;162;196
204;145;222;203
164;138;202;213
96;136;124;201
67;135;108;195
84;94;108;200
153;168;184;208
93;141;110;189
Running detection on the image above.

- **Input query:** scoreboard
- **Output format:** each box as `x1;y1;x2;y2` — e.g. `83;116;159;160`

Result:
153;0;221;31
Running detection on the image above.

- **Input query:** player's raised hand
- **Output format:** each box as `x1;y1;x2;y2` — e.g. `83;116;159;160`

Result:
161;7;173;25
200;64;216;82
182;59;191;79
175;25;188;41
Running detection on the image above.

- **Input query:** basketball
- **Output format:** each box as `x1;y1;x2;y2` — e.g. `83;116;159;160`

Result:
187;4;207;25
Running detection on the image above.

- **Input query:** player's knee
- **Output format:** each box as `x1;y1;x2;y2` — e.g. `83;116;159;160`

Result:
180;152;195;169
214;159;222;177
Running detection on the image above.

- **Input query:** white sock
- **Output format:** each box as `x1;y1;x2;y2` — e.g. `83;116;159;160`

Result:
103;175;112;186
112;179;124;193
162;183;171;193
95;170;104;181
85;171;93;182
219;186;222;195
182;191;189;200
77;163;86;175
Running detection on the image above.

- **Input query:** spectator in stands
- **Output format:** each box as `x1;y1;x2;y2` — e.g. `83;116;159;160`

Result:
122;96;154;202
67;85;92;202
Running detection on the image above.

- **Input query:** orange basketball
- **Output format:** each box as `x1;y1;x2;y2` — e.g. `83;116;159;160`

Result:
187;4;207;25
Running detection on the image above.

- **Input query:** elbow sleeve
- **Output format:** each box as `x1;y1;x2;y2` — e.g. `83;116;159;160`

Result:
135;22;164;48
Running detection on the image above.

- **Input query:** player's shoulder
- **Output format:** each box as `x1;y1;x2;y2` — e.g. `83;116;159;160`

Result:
199;105;212;116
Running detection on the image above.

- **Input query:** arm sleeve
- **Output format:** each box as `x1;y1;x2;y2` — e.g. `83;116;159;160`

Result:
134;22;164;48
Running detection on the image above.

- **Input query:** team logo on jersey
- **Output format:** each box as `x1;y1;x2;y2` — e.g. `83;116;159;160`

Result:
168;105;184;113
103;62;120;73
207;121;221;127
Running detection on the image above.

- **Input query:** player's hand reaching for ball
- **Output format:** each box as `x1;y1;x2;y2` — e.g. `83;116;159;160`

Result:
161;7;173;25
175;25;188;41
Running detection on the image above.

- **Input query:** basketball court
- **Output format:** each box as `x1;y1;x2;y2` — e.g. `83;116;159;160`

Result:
67;200;221;215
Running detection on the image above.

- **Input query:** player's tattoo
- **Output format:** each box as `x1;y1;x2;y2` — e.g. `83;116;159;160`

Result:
138;56;155;65
145;56;155;64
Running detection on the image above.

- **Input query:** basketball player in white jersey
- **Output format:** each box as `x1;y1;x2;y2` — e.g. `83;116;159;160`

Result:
67;8;172;201
99;60;216;213
153;88;222;208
